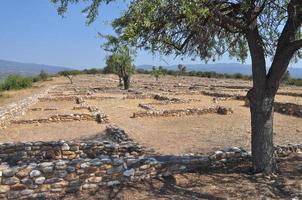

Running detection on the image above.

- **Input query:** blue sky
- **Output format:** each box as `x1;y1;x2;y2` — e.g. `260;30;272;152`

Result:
0;0;301;69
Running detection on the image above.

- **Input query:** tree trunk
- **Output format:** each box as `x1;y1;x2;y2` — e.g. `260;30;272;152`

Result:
248;89;276;173
118;77;123;87
123;75;130;90
67;76;73;84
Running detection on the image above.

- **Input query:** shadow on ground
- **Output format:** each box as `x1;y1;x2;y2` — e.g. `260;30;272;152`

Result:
61;154;302;200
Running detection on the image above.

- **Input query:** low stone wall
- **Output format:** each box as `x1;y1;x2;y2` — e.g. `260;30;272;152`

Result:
245;100;302;118
0;127;300;199
0;128;144;165
10;113;109;125
0;86;56;129
277;91;302;97
201;91;246;100
274;102;302;118
30;108;58;111
39;96;118;102
132;106;233;118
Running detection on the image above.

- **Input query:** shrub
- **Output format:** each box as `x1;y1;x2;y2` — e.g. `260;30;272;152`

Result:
0;75;33;91
39;70;49;81
286;79;302;87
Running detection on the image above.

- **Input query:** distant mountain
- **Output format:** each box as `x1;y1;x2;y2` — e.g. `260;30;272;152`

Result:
0;59;72;77
138;63;302;78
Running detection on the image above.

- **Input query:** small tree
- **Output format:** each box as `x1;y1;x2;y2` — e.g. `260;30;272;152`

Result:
58;70;81;84
177;64;186;77
104;46;135;90
151;66;162;81
39;70;49;81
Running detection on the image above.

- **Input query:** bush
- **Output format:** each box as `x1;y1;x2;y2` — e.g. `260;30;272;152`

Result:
0;75;33;91
39;70;49;81
286;79;302;87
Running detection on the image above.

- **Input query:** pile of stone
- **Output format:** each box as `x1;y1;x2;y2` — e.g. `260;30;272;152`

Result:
132;106;233;118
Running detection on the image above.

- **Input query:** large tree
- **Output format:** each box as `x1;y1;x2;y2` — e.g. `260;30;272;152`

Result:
52;0;302;173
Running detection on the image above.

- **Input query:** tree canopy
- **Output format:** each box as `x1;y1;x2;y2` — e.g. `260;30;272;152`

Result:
51;0;302;173
104;46;135;89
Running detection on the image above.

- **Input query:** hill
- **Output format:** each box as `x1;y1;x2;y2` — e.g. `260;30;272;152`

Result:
0;59;72;77
138;63;302;78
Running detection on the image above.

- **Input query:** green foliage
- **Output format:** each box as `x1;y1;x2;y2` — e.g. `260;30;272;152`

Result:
58;70;82;77
39;70;49;81
286;78;302;87
0;75;33;91
33;70;50;82
104;46;135;77
150;66;163;80
58;70;82;84
83;68;103;74
177;64;186;76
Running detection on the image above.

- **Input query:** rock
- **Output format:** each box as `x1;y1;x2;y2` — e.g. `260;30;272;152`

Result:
123;169;135;177
107;180;120;187
217;106;233;115
8;191;20;199
54;170;67;178
41;166;53;173
2;177;20;185
16;168;31;178
10;183;27;191
21;178;33;186
39;162;54;168
20;189;33;196
0;185;10;193
87;177;102;183
82;184;98;190
61;143;70;151
140;165;150;170
80;162;90;169
2;169;17;177
35;177;46;185
30;170;41;178
66;166;76;173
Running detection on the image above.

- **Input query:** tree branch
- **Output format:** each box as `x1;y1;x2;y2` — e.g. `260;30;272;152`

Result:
266;0;302;91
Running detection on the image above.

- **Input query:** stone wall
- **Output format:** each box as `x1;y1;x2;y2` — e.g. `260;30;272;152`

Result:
10;113;109;125
0;127;300;199
132;106;233;118
245;100;302;118
0;86;56;129
274;102;302;118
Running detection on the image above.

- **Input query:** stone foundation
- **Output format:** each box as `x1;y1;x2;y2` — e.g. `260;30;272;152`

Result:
0;127;300;199
0;86;56;129
10;113;108;125
132;106;233;118
245;100;302;118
